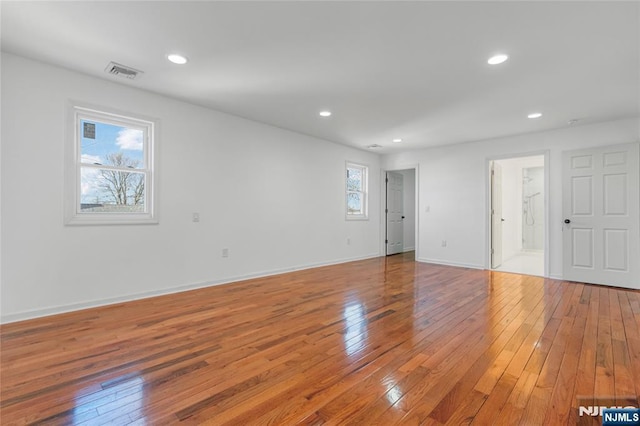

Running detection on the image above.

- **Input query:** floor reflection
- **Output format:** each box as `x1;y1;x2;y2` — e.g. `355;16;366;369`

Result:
343;302;368;357
72;375;145;424
385;382;403;405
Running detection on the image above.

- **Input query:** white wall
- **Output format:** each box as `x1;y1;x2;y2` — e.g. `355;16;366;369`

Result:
398;169;416;251
0;53;381;322
382;117;639;278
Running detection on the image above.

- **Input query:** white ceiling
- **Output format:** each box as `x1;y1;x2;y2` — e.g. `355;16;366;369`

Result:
2;1;638;153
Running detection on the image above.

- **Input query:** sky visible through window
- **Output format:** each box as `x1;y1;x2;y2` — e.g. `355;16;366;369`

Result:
81;121;143;166
80;120;144;207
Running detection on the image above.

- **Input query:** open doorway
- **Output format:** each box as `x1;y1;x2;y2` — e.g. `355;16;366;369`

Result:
385;169;417;256
490;155;546;276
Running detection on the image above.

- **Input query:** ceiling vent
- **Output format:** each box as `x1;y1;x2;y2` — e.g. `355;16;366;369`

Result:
104;62;143;80
367;144;383;149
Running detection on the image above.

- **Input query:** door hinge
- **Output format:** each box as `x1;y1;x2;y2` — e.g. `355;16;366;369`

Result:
385;239;388;244
386;178;389;183
385;208;388;213
491;248;494;254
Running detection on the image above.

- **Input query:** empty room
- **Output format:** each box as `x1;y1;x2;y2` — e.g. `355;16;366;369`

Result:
1;1;639;425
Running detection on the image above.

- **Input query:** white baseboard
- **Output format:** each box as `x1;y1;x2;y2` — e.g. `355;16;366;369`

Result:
416;257;484;270
403;246;415;252
1;252;381;324
549;273;563;280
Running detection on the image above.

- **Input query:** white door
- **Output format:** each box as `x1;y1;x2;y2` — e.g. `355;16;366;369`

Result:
491;162;503;268
386;172;404;255
563;143;639;289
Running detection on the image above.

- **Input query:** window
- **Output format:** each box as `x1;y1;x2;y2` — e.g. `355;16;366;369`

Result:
346;162;368;220
66;104;157;225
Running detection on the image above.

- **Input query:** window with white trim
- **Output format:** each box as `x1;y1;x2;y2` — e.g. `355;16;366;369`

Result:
66;105;157;225
346;162;368;220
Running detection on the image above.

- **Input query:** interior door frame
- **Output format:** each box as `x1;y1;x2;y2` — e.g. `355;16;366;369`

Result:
485;150;550;277
380;164;419;260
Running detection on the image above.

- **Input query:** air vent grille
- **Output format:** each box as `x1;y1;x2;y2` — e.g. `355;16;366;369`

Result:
367;144;383;149
104;62;143;79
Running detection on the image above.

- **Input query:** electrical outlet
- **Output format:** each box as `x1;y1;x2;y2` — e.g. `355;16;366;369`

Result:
192;212;200;222
222;248;229;258
441;240;447;247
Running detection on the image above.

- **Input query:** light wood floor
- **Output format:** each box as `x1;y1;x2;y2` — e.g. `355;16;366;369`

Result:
1;252;639;425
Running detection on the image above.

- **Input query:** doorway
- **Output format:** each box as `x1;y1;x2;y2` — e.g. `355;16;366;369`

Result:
385;169;417;256
490;155;546;276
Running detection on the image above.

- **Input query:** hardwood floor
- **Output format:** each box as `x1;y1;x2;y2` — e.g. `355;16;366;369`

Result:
1;252;639;425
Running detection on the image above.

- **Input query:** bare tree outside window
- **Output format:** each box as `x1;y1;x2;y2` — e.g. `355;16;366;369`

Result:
99;153;145;207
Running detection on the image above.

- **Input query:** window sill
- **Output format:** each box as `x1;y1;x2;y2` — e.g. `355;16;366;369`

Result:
65;214;158;226
346;215;369;221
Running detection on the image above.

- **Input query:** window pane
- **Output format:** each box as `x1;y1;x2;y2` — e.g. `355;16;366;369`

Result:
80;167;145;213
80;120;144;169
347;192;362;214
347;168;362;191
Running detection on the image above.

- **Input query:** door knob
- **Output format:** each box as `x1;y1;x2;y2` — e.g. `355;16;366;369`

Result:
564;219;571;224
401;216;405;219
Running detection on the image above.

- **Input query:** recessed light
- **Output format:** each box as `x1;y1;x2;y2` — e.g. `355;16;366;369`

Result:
392;138;402;143
487;54;509;65
568;118;580;125
527;112;543;119
167;54;188;65
319;111;332;117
